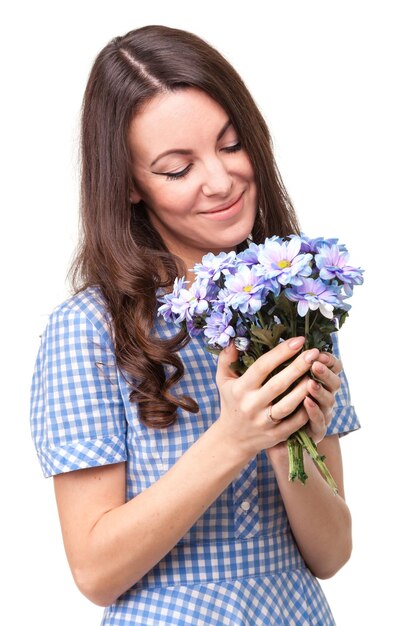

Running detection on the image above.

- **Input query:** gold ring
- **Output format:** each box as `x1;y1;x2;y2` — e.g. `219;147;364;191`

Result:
267;404;281;425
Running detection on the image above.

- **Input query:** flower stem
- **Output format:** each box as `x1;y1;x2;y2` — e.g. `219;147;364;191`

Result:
293;428;339;494
287;437;308;484
304;310;310;349
257;311;266;329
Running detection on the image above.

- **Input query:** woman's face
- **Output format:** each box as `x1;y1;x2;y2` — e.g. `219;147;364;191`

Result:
128;88;257;270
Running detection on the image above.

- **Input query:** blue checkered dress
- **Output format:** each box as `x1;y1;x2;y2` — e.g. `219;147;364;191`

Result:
30;286;360;625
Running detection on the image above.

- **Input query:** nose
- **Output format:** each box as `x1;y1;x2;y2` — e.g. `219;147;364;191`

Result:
201;156;233;197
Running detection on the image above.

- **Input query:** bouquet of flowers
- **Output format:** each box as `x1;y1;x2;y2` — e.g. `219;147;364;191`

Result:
158;234;364;494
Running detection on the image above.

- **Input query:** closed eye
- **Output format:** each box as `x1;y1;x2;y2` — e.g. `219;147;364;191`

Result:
153;164;193;181
222;142;242;153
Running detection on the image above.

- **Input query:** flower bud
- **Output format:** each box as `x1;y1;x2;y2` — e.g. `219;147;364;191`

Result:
234;337;250;351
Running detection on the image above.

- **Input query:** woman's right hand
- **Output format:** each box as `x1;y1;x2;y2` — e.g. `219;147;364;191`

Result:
215;336;319;457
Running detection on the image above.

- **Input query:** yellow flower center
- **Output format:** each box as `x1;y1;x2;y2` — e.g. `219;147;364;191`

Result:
243;285;253;292
277;259;291;269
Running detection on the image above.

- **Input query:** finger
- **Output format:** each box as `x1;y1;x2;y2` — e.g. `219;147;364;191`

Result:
268;407;310;442
307;379;334;425
316;352;343;374
303;396;327;443
241;336;307;389
311;361;341;393
257;346;319;402
268;376;310;422
216;341;239;386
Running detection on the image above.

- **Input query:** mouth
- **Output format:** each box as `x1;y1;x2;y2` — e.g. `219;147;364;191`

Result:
200;192;245;220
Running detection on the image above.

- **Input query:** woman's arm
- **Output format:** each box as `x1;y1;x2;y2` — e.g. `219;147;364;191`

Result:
53;336;316;607
54;420;251;607
266;353;353;579
267;435;352;579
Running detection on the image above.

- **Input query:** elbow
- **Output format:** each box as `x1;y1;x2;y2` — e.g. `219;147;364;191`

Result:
314;536;353;580
72;565;121;607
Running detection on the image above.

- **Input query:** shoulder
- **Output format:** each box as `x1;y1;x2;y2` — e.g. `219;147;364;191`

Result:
45;285;113;344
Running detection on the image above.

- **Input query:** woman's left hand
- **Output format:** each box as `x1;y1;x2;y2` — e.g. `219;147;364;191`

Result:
266;351;343;464
303;351;343;444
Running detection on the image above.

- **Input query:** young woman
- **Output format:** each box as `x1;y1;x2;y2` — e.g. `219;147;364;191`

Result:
31;25;359;625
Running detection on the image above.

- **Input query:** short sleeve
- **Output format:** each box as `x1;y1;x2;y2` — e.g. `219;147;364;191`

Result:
325;333;361;437
30;293;128;477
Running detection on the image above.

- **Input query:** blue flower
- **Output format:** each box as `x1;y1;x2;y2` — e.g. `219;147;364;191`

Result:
234;336;250;351
257;237;312;285
204;309;236;348
158;277;188;324
193;251;236;281
170;278;210;323
223;265;267;314
315;244;364;290
236;242;261;267
184;320;202;337
285;278;342;319
297;234;342;254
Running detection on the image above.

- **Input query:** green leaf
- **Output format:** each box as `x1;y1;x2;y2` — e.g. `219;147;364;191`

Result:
206;346;222;356
250;326;276;348
242;354;256;368
230;360;248;375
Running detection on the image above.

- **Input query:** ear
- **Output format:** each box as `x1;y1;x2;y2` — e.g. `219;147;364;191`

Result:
129;188;142;204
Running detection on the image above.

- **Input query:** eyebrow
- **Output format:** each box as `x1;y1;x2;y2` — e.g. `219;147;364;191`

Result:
150;119;233;167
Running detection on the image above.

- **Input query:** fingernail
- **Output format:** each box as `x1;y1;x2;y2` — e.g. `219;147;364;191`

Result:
304;349;319;363
320;353;330;364
289;337;305;350
314;362;325;374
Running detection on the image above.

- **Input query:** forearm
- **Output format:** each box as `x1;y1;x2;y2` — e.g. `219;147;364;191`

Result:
268;438;352;579
65;421;251;606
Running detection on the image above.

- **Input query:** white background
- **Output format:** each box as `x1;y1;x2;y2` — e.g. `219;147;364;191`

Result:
2;1;416;624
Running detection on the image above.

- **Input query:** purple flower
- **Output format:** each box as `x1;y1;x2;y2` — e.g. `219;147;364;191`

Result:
285;278;342;319
170;279;210;323
297;234;342;254
204;309;236;348
223;265;267;314
257;237;312;285
186;319;204;337
236;242;261;267
315;244;364;290
234;336;250;351
193;251;236;281
158;277;187;324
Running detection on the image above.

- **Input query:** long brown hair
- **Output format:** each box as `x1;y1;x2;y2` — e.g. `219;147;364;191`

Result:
69;25;300;428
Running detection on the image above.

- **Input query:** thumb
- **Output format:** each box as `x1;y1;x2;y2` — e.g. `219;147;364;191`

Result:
216;341;239;386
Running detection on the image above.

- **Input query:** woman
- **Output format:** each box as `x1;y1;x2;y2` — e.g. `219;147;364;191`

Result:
31;25;359;625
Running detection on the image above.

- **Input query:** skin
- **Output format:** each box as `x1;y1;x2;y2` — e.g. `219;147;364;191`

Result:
128;89;257;275
54;88;352;607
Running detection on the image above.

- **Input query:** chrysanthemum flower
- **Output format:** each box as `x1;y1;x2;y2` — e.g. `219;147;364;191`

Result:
223;265;267;314
204;309;235;347
158;277;188;323
236;242;261;267
285;277;342;319
170;279;210;323
297;234;342;254
257;237;312;285
315;244;364;291
193;251;236;281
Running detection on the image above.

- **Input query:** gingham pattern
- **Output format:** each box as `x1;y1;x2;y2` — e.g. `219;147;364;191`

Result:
30;286;360;625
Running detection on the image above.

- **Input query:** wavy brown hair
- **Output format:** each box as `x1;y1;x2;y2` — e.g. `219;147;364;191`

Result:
69;25;300;428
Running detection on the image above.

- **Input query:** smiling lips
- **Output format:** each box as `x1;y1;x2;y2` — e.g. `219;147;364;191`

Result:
200;192;244;221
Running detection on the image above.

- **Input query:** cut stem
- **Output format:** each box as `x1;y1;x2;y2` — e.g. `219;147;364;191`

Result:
293;428;339;495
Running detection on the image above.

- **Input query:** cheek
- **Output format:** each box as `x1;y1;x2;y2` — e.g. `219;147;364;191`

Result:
240;152;256;177
143;181;197;216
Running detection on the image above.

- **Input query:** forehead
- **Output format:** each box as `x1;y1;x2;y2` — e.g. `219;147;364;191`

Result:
128;88;230;160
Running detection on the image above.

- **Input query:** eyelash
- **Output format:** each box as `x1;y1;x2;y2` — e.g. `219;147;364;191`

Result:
164;142;242;181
